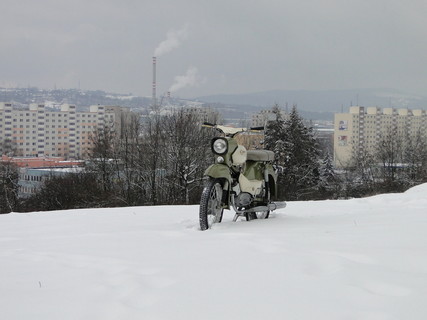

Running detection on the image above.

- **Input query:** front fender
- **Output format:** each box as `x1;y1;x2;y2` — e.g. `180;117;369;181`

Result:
204;164;232;210
204;164;231;181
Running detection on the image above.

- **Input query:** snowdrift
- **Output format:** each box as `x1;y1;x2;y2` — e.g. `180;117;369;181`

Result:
1;184;427;319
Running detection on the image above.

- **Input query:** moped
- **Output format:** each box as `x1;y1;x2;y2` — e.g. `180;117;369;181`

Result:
199;123;286;230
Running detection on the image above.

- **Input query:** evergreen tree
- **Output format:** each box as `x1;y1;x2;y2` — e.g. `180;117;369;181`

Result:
265;105;321;200
317;152;339;198
284;106;320;199
264;104;290;165
319;152;335;186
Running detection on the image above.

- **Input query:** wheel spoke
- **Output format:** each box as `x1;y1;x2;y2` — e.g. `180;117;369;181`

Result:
257;211;269;219
199;179;224;230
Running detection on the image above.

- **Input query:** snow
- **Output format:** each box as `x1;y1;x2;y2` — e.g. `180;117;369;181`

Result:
105;94;137;101
1;185;427;319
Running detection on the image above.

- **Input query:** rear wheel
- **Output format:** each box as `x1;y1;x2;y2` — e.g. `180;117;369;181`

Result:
245;210;270;221
199;179;224;230
246;183;270;221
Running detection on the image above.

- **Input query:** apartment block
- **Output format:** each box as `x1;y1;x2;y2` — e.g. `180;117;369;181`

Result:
0;102;127;159
334;106;427;167
182;106;219;124
252;109;289;127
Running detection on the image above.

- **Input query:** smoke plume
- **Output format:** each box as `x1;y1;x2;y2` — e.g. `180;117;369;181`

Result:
154;24;189;57
169;66;204;92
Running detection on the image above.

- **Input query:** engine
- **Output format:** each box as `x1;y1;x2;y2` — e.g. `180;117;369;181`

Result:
235;192;253;207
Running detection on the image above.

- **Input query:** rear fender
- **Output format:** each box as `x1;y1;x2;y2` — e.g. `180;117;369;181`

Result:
266;165;278;199
268;174;277;199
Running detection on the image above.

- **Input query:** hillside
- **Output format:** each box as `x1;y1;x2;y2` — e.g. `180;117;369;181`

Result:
4;87;427;123
0;87;151;110
1;185;427;319
197;88;427;113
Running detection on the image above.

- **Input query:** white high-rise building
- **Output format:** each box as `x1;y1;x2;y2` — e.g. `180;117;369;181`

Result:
0;102;128;159
334;106;427;168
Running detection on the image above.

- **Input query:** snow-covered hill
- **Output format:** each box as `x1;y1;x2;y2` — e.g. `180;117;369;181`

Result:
1;185;427;319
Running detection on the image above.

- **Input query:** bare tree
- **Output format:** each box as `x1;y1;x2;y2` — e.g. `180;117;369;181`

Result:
114;111;148;205
376;127;404;183
350;147;377;184
1;139;18;157
162;109;214;204
141;111;167;205
21;171;105;211
402;129;427;183
0;160;19;213
88;122;118;194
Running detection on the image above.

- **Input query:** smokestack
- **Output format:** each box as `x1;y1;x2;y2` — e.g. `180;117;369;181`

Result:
152;57;157;108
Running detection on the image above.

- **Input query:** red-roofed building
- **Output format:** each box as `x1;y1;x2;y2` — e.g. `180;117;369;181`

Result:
1;155;84;168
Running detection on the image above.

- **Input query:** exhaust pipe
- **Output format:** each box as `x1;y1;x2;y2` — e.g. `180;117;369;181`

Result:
268;201;287;211
244;201;287;213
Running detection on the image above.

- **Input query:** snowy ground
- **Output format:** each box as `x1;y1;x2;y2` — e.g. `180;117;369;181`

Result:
1;185;427;320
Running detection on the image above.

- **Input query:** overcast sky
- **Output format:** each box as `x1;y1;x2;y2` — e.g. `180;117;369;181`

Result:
1;0;426;98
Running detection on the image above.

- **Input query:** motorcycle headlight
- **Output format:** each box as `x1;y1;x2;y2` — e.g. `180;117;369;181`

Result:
212;138;228;155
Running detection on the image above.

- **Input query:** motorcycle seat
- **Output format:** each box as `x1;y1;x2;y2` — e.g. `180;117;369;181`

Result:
247;150;275;162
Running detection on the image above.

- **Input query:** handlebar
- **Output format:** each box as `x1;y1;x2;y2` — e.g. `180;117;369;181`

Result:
202;122;264;137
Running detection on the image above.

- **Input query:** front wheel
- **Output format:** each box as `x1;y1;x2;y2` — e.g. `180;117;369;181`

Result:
199;179;224;230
